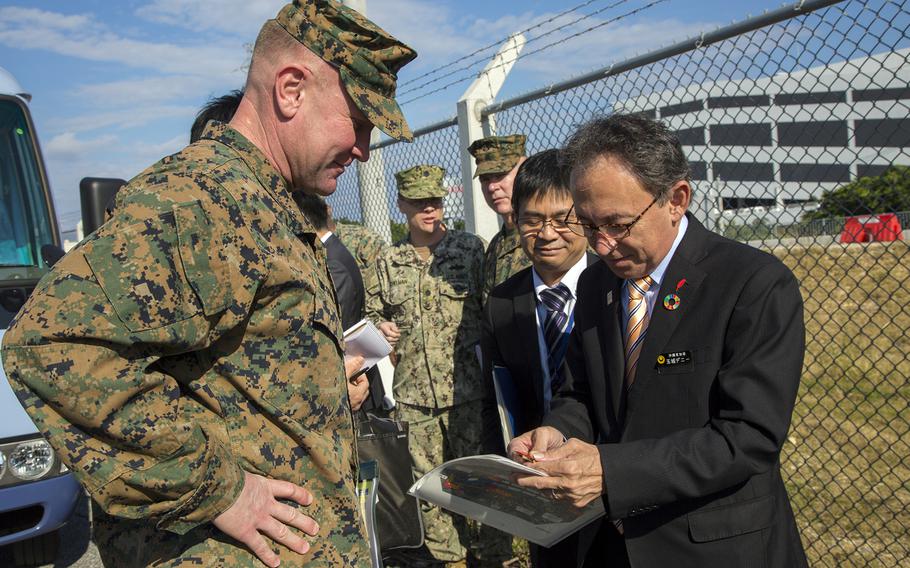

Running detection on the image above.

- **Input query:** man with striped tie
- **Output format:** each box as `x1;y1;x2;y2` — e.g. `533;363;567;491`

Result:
479;149;596;567
508;114;808;568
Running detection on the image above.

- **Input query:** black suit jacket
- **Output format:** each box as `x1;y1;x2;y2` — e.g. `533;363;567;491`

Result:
544;215;809;567
480;252;599;456
324;233;364;331
480;252;600;568
325;233;385;411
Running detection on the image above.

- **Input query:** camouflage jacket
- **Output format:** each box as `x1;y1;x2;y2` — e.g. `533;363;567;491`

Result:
334;222;386;271
482;224;531;300
1;122;367;567
365;230;485;408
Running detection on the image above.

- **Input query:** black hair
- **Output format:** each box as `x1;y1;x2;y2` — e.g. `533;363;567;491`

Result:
293;193;330;230
511;149;570;216
190;89;244;143
561;113;690;202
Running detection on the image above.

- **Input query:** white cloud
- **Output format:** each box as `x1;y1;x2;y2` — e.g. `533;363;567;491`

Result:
0;7;246;77
131;134;188;162
136;0;280;36
57;105;197;133
44;131;118;160
369;1;720;108
47;133;189;233
73;75;238;108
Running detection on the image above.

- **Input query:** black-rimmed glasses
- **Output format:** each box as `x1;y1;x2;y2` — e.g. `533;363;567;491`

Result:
516;214;578;235
563;196;659;240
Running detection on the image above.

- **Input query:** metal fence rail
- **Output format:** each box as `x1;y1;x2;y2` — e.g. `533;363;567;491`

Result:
331;1;910;564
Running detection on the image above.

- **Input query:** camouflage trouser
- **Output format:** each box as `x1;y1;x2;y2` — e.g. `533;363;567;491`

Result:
390;401;513;567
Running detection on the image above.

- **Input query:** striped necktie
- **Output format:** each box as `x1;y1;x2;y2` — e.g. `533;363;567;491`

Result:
539;283;573;392
624;276;654;389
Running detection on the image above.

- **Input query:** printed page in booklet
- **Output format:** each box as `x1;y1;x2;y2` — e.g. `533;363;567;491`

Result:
408;454;604;547
343;319;393;373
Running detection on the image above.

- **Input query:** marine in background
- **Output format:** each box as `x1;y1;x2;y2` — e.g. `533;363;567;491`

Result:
367;165;511;566
468;134;532;300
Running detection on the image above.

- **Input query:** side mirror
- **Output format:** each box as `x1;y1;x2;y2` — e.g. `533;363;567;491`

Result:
80;177;126;236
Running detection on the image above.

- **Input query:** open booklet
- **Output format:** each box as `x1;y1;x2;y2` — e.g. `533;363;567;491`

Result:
343;319;393;374
408;454;605;547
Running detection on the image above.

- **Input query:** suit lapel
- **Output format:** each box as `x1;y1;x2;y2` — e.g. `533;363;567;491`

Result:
593;265;625;422
514;280;546;417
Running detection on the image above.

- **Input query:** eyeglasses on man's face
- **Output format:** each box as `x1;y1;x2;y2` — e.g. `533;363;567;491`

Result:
563;195;659;240
516;213;579;236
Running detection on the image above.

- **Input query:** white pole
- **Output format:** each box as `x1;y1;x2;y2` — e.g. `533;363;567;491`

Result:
457;33;526;241
341;0;393;243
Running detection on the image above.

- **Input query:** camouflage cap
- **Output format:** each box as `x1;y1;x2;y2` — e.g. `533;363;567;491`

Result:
395;165;447;199
467;134;527;177
275;0;417;141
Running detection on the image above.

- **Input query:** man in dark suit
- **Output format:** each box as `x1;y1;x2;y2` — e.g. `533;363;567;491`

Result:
481;149;594;454
295;193;372;411
480;149;597;567
510;114;808;567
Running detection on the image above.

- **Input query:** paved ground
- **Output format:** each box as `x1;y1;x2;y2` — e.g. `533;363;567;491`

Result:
0;491;102;568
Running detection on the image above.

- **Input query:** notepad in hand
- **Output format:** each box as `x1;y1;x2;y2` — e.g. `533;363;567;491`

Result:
343;319;393;373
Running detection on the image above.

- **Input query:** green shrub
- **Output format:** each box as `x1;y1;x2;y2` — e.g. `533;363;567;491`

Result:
805;165;910;220
722;217;776;241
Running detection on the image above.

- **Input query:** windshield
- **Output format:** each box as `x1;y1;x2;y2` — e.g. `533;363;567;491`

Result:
0;96;56;268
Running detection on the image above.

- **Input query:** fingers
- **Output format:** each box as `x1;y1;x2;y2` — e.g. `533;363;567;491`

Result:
268;479;314;507
260;516;310;557
515;474;560;490
213;474;320;567
344;355;365;379
507;435;536;462
244;531;281;568
515;473;599;508
348;378;369;411
379;321;400;345
529;426;564;456
271;501;320;536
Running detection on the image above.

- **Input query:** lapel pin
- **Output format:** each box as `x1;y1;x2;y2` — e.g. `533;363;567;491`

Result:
606;290;614;305
663;278;686;311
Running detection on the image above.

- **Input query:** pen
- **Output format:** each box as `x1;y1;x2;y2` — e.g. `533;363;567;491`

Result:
514;450;536;463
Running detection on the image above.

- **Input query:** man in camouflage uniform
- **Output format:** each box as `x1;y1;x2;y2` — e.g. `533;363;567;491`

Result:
334;221;387;272
365;165;492;566
468;135;532;299
1;1;416;567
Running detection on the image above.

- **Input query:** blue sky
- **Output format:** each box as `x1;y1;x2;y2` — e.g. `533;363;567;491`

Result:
0;0;792;235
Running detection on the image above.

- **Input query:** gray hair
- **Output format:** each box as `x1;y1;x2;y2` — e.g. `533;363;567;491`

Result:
561;113;691;202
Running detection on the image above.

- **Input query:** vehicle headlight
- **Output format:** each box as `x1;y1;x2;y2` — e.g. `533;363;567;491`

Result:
0;450;6;479
9;439;54;480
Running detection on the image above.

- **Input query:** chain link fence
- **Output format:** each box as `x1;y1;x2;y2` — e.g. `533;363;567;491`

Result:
331;0;909;564
329;120;465;238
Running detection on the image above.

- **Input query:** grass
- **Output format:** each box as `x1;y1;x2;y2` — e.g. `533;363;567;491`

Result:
774;240;910;567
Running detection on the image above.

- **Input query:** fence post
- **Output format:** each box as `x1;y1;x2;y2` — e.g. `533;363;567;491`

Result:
357;130;393;243
457;33;525;241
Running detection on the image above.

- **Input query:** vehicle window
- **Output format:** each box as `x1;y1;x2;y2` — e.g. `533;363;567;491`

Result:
0;97;55;268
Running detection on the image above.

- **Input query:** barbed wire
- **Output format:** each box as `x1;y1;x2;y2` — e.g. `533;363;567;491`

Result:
397;0;609;89
397;0;639;97
400;0;668;105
